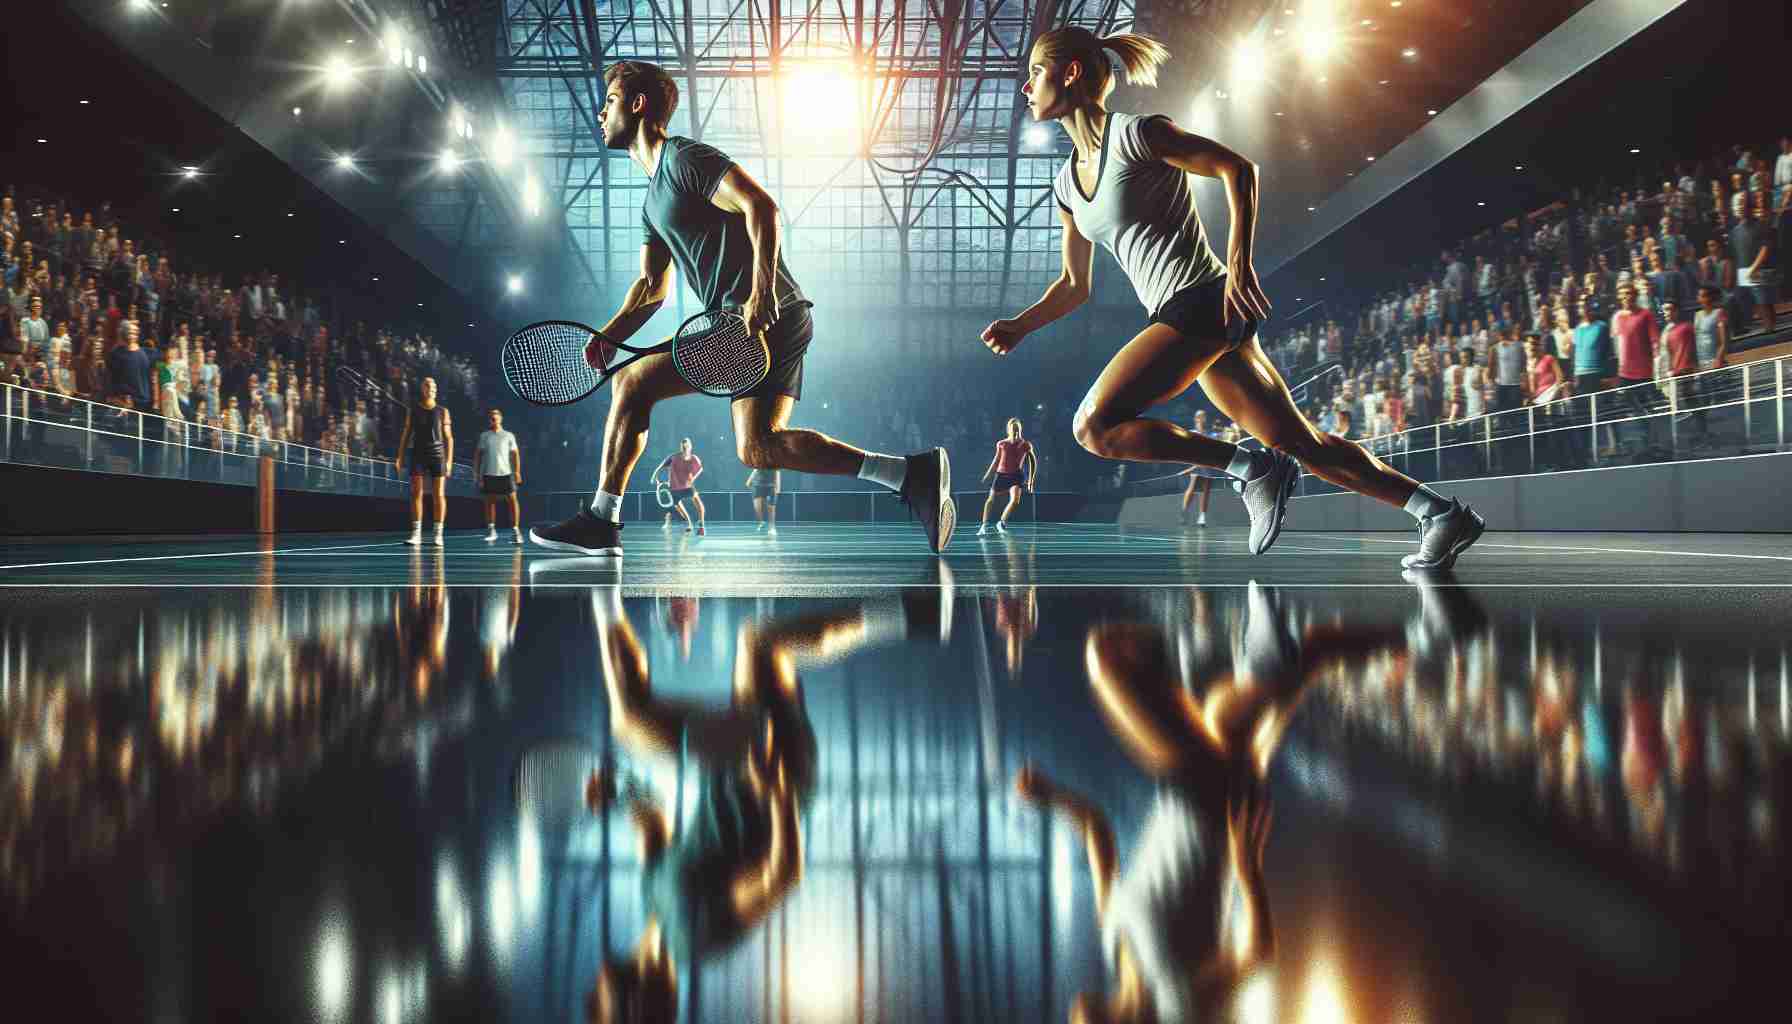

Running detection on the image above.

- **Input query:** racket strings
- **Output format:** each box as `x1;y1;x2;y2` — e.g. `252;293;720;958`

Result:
673;312;770;396
504;322;605;405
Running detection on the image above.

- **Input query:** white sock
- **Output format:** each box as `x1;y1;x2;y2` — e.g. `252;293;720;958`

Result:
1403;484;1453;520
409;520;421;533
589;489;622;522
1225;446;1268;481
857;453;907;492
435;521;444;534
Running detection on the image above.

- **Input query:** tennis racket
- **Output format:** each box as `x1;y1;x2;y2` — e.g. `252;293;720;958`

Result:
656;481;675;509
503;300;813;406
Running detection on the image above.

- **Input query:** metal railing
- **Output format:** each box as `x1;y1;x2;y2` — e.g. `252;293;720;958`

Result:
1;384;478;498
1123;353;1791;498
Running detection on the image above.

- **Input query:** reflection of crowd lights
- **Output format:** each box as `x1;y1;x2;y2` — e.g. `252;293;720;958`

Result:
1297;957;1349;1024
315;915;353;1024
435;853;471;974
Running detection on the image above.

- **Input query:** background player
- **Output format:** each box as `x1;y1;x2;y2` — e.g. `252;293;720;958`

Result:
978;417;1036;536
395;376;452;547
1176;410;1221;528
746;467;781;534
476;407;523;544
528;60;952;559
652;437;706;535
980;27;1483;571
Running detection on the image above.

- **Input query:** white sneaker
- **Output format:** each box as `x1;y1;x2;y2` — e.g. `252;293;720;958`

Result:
756;521;767;532
485;528;497;542
512;529;523;545
405;528;422;546
432;532;445;548
976;524;988;537
766;524;778;537
995;520;1007;534
1197;513;1207;527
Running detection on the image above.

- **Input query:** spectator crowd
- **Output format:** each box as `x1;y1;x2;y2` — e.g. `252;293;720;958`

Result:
1255;137;1791;455
0;185;483;472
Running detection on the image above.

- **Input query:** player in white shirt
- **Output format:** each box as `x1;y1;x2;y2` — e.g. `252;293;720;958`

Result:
476;408;524;543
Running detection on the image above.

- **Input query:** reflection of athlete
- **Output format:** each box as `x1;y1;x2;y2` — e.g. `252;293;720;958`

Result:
746;468;781;535
978;418;1037;537
1016;583;1414;1023
981;27;1483;570
584;586;954;1022
652;437;706;535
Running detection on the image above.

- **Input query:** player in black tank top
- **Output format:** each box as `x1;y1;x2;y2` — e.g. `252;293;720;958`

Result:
395;376;454;546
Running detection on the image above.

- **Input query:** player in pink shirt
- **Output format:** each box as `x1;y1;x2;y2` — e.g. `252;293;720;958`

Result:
652;437;707;535
978;418;1038;536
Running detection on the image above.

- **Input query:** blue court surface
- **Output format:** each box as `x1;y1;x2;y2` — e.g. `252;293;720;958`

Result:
0;522;1788;589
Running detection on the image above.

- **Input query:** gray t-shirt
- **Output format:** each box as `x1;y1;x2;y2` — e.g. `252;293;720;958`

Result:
1493;341;1525;387
1053;112;1227;318
476;428;518;476
641;136;804;312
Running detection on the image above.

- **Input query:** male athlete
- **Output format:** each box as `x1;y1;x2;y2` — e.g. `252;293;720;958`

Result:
529;60;953;558
476;407;524;543
977;418;1036;536
651;437;706;535
395;376;452;547
747;467;781;534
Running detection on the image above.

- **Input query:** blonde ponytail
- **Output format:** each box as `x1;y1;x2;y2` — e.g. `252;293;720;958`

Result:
1099;32;1172;89
1032;27;1173;103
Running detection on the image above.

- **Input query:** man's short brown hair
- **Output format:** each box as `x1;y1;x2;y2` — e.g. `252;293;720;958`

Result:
603;60;679;128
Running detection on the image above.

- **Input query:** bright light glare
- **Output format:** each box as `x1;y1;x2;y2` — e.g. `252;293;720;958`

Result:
506;274;524;295
334;153;356;170
181;166;199;179
417;55;428;75
1294;8;1340;64
324;54;355;89
490;123;515;168
438;150;460;173
1023;124;1050;149
522;176;542;217
780;61;860;150
386;30;404;65
1231;38;1267;90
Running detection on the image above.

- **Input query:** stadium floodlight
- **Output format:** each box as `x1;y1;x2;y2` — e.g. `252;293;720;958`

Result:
181;165;200;179
1023;124;1050;150
323;53;355;90
417;55;427;75
334;153;356;170
438;149;460;173
1294;13;1339;63
523;175;542;217
506;275;524;295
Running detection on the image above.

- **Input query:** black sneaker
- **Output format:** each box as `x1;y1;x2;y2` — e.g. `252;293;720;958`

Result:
529;509;623;557
897;447;955;553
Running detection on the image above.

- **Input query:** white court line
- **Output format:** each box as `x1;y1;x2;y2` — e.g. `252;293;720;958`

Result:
1298;533;1792;564
0;539;397;572
1;583;1790;590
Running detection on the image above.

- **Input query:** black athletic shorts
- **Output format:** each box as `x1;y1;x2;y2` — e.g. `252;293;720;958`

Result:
410;454;446;479
739;304;815;402
671;486;696;503
481;474;515;495
992;471;1027;491
1150;274;1260;353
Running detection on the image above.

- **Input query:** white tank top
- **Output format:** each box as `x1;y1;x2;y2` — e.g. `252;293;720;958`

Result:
1054;112;1228;318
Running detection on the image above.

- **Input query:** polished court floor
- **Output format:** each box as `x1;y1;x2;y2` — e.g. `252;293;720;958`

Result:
2;528;1789;1022
0;522;1789;588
